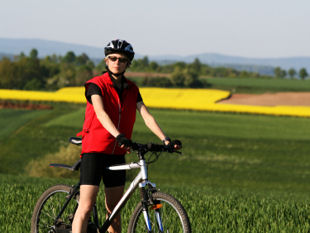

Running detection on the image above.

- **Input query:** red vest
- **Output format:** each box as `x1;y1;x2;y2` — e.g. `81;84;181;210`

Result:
78;72;139;155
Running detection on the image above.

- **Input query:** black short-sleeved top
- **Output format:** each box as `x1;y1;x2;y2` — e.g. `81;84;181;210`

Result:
86;77;143;104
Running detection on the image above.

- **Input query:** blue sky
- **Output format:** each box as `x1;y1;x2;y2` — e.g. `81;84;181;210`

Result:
1;0;309;58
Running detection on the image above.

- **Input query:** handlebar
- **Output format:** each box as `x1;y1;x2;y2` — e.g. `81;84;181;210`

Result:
131;141;182;155
69;137;182;155
52;138;181;171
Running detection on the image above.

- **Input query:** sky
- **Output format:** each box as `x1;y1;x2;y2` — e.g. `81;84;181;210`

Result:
0;0;310;58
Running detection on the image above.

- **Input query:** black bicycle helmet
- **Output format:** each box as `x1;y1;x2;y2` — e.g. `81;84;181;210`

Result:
104;39;135;62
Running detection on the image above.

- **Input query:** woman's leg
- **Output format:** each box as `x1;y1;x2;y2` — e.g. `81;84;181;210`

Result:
105;185;125;233
72;185;99;233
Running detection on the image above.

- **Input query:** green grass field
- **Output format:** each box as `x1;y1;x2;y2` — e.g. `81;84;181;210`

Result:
128;75;310;94
203;77;310;93
1;103;310;232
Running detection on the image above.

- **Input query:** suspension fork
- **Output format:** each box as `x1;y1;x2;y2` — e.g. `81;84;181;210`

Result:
149;186;164;233
153;199;164;232
139;182;164;232
140;186;152;232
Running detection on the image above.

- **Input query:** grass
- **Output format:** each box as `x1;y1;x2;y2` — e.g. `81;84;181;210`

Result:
0;103;83;174
1;175;310;233
129;75;310;94
1;104;310;232
0;108;48;139
203;77;310;93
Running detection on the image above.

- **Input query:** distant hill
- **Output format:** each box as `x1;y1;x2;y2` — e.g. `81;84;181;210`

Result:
150;53;310;75
0;38;105;58
0;52;14;60
0;38;309;75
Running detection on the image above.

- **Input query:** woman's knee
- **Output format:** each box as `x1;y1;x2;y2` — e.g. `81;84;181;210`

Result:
78;198;97;216
78;185;99;214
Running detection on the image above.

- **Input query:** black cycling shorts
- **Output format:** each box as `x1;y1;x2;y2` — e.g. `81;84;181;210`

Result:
80;153;126;187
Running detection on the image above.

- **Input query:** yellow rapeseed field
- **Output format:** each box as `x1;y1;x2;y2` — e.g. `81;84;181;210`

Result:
139;88;230;110
0;88;85;103
1;87;310;118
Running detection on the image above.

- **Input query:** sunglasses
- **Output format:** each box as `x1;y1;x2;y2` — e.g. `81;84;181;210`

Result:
107;56;128;63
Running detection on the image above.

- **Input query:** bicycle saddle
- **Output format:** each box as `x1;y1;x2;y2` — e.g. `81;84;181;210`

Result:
69;137;82;145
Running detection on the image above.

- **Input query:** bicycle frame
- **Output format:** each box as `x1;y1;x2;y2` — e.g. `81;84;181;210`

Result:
54;155;159;233
100;157;157;232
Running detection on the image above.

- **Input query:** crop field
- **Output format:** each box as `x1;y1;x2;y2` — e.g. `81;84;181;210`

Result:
1;86;310;117
1;102;310;232
203;77;310;93
128;74;310;93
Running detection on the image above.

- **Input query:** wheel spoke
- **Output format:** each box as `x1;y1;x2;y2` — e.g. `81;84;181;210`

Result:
31;185;79;233
128;192;191;233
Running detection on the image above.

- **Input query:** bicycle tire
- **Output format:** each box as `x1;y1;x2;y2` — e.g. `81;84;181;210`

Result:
127;191;191;233
31;184;78;233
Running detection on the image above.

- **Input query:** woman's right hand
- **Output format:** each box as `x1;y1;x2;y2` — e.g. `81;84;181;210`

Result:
116;134;132;148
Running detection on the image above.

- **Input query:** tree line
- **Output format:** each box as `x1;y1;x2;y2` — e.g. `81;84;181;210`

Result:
0;49;308;90
130;57;309;87
0;49;95;90
130;56;263;88
273;66;308;80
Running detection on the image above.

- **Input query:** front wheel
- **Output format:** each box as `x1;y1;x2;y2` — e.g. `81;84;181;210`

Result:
127;191;191;233
31;184;78;233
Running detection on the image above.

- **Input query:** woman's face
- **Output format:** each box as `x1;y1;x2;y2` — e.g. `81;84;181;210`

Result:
105;53;129;74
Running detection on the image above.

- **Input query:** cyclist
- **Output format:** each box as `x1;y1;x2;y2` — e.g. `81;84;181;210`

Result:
72;39;180;233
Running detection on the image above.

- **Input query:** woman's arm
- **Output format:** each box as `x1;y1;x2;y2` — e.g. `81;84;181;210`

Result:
91;94;121;138
136;101;169;143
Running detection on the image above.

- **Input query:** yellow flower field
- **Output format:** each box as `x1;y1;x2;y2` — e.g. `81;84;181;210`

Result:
0;88;85;103
1;87;310;118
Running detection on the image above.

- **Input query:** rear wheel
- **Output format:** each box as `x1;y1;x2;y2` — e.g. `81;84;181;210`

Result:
127;191;191;233
31;184;78;233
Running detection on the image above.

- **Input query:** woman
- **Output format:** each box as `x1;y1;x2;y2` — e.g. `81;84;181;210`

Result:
72;39;180;233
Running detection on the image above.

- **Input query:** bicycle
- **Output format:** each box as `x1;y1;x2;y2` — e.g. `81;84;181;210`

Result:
31;137;191;233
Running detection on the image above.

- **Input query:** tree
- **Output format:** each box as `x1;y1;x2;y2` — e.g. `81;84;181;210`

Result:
30;48;38;60
274;66;286;78
174;62;187;70
14;52;26;61
0;58;15;88
288;68;296;79
95;59;107;73
140;56;149;67
76;53;90;66
212;67;229;77
149;61;159;72
24;78;44;90
183;68;202;87
63;51;76;64
130;56;150;71
299;68;308;80
74;65;93;85
190;58;202;74
141;77;172;87
171;67;185;87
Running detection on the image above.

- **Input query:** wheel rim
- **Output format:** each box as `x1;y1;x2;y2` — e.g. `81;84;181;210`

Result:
133;197;186;233
35;189;78;232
